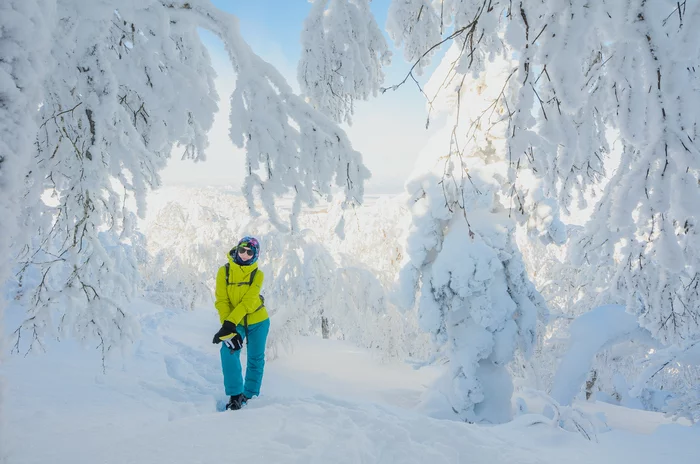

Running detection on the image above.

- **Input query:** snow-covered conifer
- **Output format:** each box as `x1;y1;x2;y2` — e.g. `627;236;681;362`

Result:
392;55;550;423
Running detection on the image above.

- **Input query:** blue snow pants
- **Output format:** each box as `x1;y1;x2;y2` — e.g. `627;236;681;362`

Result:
220;318;270;398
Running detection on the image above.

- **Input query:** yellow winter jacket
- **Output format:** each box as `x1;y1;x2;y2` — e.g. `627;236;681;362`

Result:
214;254;269;326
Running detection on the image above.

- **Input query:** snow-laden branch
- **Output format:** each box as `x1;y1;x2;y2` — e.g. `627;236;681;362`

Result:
0;0;55;453
11;0;370;358
173;0;370;232
550;305;655;406
299;0;391;125
382;0;700;345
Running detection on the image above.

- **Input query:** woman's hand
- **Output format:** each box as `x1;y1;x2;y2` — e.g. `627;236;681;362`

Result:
212;320;243;350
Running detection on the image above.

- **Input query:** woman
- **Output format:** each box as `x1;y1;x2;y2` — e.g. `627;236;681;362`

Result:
212;236;270;410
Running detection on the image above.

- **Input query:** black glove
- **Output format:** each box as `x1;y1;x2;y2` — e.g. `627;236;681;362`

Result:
223;334;244;352
213;320;240;345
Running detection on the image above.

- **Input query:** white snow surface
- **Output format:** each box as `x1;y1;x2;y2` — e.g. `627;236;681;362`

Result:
4;300;699;464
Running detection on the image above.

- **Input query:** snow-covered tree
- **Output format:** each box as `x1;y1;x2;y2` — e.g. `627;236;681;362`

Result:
8;0;370;358
299;0;391;125
631;339;700;422
0;0;54;455
564;1;700;346
387;1;700;347
136;188;249;311
296;0;700;419
249;225;410;358
13;0;218;357
514;226;619;392
388;55;552;423
299;1;564;422
323;194;412;283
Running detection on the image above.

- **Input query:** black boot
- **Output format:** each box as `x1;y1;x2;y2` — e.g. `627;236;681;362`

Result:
225;394;246;410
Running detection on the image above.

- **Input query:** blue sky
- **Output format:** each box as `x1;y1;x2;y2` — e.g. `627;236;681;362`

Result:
208;0;421;83
161;0;443;194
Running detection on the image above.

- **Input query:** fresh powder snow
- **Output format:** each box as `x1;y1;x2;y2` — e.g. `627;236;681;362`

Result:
4;298;699;464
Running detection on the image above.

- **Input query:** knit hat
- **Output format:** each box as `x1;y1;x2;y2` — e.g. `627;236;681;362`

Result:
232;236;260;265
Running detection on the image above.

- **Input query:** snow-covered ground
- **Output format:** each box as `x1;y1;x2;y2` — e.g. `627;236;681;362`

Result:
4;300;699;464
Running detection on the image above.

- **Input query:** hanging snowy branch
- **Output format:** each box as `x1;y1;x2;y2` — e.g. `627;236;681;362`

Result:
383;0;700;347
173;0;370;233
573;0;700;345
11;0;370;357
299;0;391;125
12;0;220;358
0;0;54;454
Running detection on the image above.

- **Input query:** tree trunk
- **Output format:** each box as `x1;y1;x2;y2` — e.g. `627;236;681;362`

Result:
321;316;330;339
585;369;598;400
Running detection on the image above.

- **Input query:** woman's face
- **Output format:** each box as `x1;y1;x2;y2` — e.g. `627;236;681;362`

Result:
238;246;254;260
